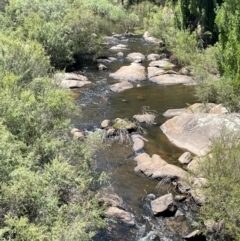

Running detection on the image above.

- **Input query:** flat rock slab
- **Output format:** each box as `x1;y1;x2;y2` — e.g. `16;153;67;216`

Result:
150;74;193;85
109;63;146;82
126;52;145;62
151;193;176;215
134;153;187;180
149;60;175;69
160;113;240;156
110;81;133;92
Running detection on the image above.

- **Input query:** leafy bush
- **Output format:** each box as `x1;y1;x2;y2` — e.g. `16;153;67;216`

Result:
197;131;240;240
0;0;101;69
0;34;50;83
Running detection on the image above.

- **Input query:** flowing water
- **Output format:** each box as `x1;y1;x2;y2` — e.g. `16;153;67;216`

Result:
70;31;204;240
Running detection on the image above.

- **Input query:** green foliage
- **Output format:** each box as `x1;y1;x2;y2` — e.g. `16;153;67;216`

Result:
0;0;101;69
197;131;240;240
215;0;240;82
0;34;50;83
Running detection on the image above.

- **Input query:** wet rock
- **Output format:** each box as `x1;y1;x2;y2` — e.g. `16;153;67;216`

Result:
149;60;175;69
126;52;145;63
109;63;146;82
101;119;111;128
53;72;91;88
161;113;240;156
147;53;161;61
133;113;156;124
148;67;165;79
104;207;135;226
98;63;108;71
116;52;124;58
131;134;149;152
150;74;193;85
110;81;133;92
143;31;164;46
151;193;176;215
109;44;128;51
178;152;192;164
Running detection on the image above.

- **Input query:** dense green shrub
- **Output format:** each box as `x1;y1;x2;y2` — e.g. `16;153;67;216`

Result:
0;34;50;83
197;131;240;240
0;0;101;69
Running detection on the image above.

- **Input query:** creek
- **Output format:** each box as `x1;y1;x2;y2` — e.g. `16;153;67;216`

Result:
70;30;203;241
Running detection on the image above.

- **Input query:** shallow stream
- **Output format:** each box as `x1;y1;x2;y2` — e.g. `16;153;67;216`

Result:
70;31;203;240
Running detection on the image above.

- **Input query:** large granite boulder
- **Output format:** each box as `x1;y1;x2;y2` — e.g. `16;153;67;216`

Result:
151;193;176;215
109;63;146;82
160;113;240;156
110;81;133;92
149;74;193;85
134;153;188;180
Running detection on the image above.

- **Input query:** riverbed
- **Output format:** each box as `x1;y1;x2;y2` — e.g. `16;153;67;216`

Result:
70;32;202;240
